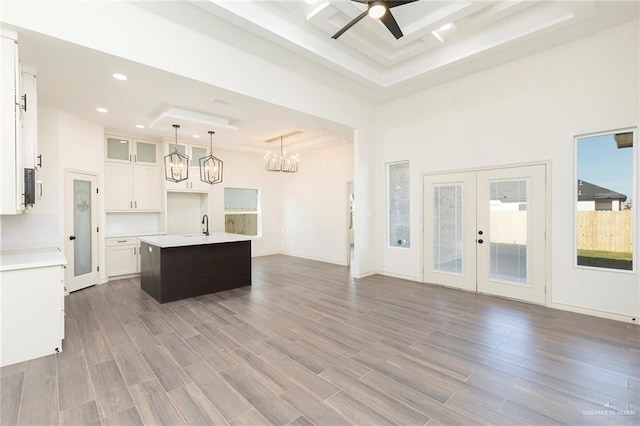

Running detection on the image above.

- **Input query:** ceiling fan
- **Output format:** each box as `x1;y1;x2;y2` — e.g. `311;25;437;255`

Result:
332;0;419;40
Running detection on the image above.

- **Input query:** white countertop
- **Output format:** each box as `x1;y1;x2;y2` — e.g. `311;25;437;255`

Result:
138;233;252;248
0;248;67;272
105;232;167;239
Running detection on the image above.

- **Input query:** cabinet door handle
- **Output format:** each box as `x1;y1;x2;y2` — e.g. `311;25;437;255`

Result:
21;94;27;111
130;201;133;208
134;247;136;255
134;154;137;162
134;200;137;208
37;154;42;167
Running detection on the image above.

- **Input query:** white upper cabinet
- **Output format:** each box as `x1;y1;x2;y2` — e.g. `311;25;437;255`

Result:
21;67;38;170
104;135;161;212
0;30;23;215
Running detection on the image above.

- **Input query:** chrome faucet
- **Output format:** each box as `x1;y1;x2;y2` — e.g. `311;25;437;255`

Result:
202;214;209;236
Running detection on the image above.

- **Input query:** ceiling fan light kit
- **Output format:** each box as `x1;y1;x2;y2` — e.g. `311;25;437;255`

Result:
332;0;419;40
368;2;386;19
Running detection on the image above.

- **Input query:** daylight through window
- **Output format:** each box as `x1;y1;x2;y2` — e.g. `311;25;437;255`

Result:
575;131;635;271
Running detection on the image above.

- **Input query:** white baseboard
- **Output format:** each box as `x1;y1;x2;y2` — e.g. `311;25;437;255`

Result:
351;270;377;279
551;302;639;324
280;251;348;266
376;269;422;283
251;251;282;258
106;273;140;283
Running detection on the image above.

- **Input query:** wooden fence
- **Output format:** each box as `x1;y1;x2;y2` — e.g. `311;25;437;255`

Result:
490;210;632;253
577;210;632;253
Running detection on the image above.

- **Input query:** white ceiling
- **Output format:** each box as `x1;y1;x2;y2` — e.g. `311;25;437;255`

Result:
9;1;639;151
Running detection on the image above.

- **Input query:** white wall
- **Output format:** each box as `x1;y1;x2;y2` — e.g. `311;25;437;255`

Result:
0;107;106;282
56;109;106;282
1;0;378;276
375;21;640;320
166;192;207;235
281;143;354;265
207;149;283;257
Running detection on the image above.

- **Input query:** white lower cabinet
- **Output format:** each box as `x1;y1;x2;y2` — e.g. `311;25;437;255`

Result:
106;237;139;277
1;260;65;367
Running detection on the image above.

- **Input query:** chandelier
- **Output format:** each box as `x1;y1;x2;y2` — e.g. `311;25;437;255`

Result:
264;135;299;173
164;124;189;182
199;131;223;184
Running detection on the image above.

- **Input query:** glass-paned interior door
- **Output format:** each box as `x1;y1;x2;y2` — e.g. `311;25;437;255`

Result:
65;172;99;292
73;179;92;276
423;172;477;291
476;165;546;304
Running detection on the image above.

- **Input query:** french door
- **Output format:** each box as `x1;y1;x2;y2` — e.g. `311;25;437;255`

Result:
423;165;546;304
65;171;99;292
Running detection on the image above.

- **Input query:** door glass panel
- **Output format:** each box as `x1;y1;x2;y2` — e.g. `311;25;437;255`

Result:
433;183;463;273
136;141;156;163
106;137;130;161
73;179;92;276
489;179;527;283
192;146;208;167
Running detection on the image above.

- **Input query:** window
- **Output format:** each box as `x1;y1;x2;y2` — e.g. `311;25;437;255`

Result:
224;188;260;236
387;161;410;248
575;130;635;271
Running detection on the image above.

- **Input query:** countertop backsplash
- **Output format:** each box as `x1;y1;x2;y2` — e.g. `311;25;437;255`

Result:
105;212;161;237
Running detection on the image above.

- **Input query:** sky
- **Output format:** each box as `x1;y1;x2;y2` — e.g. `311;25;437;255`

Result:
577;134;634;203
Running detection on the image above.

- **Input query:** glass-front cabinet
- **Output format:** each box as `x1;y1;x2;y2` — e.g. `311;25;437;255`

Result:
106;137;158;165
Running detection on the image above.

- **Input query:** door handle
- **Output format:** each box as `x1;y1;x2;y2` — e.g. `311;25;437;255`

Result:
69;236;76;241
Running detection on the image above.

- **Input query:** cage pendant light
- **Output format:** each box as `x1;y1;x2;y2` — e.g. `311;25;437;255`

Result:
264;135;299;173
164;124;189;183
199;131;223;184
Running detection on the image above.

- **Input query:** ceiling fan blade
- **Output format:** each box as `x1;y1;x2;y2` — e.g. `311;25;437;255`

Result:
380;10;403;39
350;0;369;3
332;10;368;39
386;0;419;8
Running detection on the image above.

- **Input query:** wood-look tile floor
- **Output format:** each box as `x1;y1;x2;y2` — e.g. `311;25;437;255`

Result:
2;254;639;425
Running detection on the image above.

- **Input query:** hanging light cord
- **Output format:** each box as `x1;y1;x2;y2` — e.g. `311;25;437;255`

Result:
173;124;180;153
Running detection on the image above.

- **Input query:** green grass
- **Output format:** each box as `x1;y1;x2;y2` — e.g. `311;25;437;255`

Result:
577;250;632;261
577;249;632;270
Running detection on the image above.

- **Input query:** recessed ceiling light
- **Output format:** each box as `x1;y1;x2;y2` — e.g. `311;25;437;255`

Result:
135;124;145;129
192;135;200;139
439;23;453;31
96;107;108;113
112;73;128;81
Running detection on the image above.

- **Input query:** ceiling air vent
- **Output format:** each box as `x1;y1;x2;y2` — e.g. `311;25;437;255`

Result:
210;96;233;106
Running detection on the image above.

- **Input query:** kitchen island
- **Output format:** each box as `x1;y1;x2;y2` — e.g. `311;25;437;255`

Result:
138;233;251;303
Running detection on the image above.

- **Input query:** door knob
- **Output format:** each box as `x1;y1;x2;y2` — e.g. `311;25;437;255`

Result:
69;236;76;241
478;230;483;235
477;239;484;244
